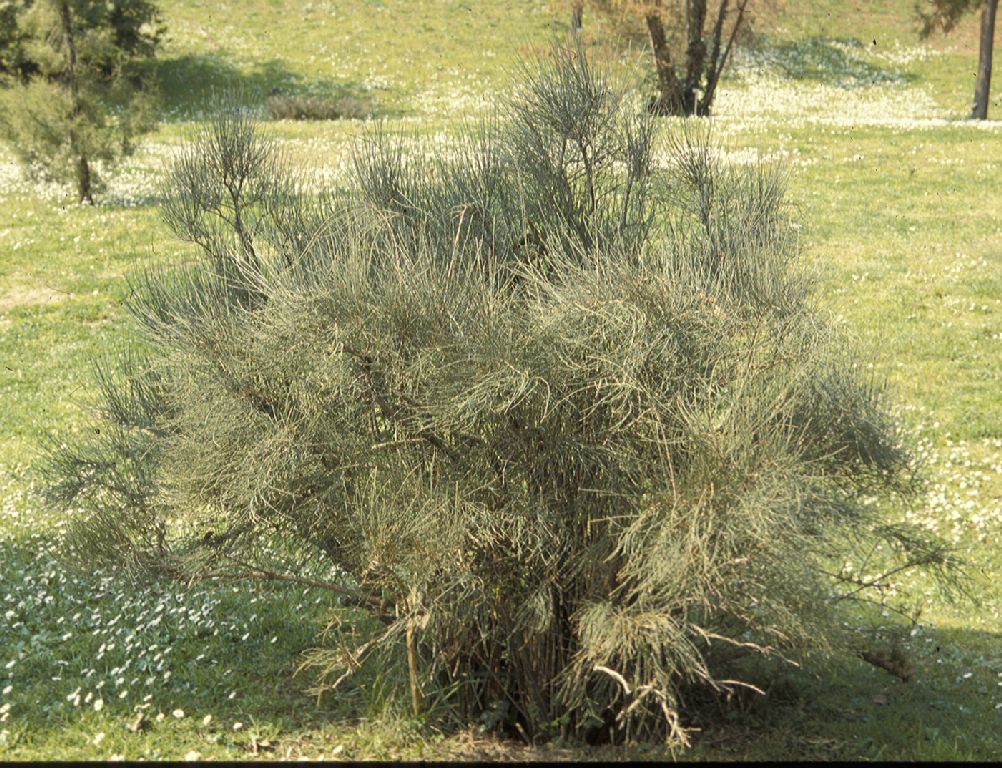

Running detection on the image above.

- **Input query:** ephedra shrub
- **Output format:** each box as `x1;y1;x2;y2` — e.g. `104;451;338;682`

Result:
41;46;955;744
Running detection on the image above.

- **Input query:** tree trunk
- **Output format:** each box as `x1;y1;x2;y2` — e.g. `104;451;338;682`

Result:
971;0;998;119
698;0;748;116
571;1;583;34
683;0;708;114
76;155;93;204
646;0;748;117
699;0;729;112
646;13;685;115
56;0;93;203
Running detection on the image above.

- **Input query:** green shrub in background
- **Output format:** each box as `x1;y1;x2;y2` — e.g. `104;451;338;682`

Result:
265;92;373;121
41;45;957;744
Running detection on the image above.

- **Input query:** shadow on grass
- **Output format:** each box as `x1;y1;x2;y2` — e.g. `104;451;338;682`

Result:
742;35;919;88
1;507;996;760
683;634;1001;761
0;527;357;758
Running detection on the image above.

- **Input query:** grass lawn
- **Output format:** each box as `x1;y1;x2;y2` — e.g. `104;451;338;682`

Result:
0;0;1000;760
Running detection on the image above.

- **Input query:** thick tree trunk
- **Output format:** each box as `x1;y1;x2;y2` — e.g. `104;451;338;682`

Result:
683;0;708;114
57;0;93;203
571;0;583;34
646;13;685;115
76;155;93;205
971;0;998;119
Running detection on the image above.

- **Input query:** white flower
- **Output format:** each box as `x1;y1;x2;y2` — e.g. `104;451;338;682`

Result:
1;685;10;695
172;708;185;719
232;721;243;731
184;751;201;762
93;698;104;712
202;714;212;726
93;732;106;746
155;712;165;723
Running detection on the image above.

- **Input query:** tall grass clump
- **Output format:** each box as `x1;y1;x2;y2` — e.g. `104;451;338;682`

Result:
40;44;956;746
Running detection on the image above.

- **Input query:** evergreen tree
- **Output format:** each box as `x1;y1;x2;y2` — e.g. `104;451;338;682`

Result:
0;1;33;80
0;0;160;202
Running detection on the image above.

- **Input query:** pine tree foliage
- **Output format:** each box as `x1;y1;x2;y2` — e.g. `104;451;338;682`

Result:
0;0;161;77
0;0;30;77
41;45;956;744
0;0;160;201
